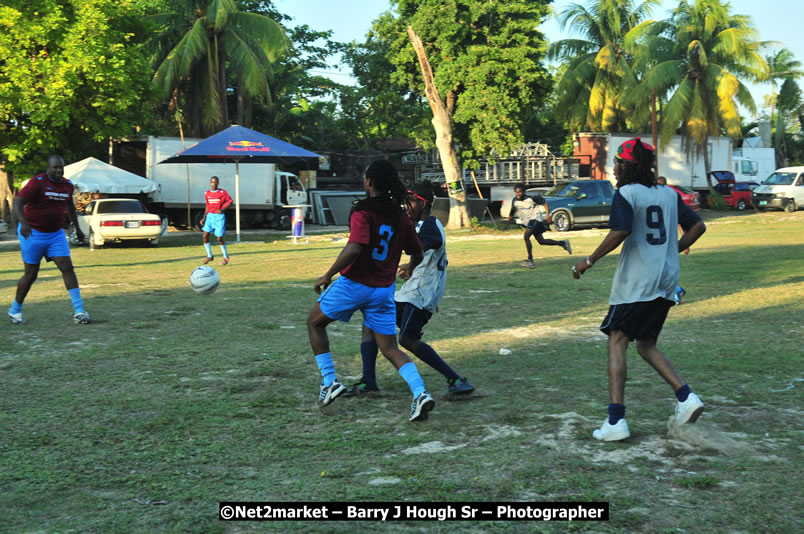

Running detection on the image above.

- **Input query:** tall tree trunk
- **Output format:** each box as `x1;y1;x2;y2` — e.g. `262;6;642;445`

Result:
702;135;715;195
0;165;16;230
407;26;470;229
216;34;229;130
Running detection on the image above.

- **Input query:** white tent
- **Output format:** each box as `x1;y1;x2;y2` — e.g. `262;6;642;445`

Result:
64;157;158;194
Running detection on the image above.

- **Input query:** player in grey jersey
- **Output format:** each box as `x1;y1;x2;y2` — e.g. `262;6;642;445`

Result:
572;137;707;442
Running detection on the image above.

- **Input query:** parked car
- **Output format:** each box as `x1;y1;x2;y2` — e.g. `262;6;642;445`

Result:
70;198;162;249
531;180;615;232
707;171;762;210
0;217;7;235
667;184;701;211
752;166;804;212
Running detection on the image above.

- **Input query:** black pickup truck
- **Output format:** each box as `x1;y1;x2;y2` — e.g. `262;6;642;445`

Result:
529;180;615;232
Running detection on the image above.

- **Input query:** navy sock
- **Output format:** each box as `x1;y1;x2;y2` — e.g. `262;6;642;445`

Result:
360;341;379;388
675;384;691;402
413;342;459;381
608;403;626;425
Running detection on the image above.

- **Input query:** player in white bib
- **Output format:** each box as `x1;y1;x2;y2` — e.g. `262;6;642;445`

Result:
572;137;707;441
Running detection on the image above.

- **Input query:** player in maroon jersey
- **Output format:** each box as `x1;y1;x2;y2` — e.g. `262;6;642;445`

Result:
9;155;90;324
200;176;233;265
306;160;436;421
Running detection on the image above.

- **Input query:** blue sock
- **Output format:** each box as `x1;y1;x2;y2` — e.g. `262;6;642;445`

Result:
220;244;228;258
413;342;459;381
398;362;425;398
314;352;336;386
10;299;22;314
608;403;626;425
204;242;212;257
360;341;379;387
68;288;84;314
675;384;691;402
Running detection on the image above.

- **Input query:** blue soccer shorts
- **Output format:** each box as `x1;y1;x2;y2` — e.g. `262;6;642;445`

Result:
18;224;71;264
202;213;226;237
318;276;397;335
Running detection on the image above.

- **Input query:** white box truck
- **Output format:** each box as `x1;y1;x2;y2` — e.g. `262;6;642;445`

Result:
732;147;776;183
111;136;307;229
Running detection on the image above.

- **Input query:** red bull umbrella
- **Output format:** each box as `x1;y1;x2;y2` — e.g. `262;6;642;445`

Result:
158;125;320;241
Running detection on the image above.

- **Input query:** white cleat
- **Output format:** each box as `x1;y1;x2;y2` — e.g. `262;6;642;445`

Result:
593;418;630;441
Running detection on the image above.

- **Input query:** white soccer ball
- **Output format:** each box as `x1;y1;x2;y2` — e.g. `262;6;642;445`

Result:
190;265;220;295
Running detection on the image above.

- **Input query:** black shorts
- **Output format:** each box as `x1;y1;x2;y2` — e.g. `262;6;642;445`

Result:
524;220;548;234
600;297;674;341
396;301;432;341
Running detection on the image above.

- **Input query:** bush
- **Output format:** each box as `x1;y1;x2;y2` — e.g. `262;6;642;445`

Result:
705;192;728;210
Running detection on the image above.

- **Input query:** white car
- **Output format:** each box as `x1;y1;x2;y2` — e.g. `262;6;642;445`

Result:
752;166;804;212
71;198;163;249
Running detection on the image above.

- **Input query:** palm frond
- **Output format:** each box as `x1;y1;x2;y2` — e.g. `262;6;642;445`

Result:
153;18;209;96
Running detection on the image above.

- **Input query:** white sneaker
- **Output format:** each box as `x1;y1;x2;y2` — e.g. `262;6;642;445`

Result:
593;418;630;441
73;311;91;324
409;391;435;422
563;240;572;255
318;379;346;407
8;311;26;324
675;392;704;424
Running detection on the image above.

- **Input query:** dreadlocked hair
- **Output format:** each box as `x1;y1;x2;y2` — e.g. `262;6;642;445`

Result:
352;159;411;215
618;141;657;187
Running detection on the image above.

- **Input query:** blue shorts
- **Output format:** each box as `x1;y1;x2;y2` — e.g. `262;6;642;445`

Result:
18;224;71;264
202;213;226;237
318;276;397;335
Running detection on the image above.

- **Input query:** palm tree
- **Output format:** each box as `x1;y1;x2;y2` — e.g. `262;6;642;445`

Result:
628;0;768;190
148;0;288;136
765;48;803;119
547;0;660;132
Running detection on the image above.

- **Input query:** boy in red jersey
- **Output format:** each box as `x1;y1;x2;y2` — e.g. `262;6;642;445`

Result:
200;176;233;265
9;155;90;324
306;160;435;422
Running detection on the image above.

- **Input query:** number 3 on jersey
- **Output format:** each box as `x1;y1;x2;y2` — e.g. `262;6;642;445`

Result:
645;206;667;245
372;224;395;261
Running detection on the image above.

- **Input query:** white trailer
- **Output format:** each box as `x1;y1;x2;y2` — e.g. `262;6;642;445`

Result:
603;133;733;191
112;136;306;229
732;147;776;183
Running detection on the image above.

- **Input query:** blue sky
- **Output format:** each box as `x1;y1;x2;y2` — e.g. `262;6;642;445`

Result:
275;0;802;117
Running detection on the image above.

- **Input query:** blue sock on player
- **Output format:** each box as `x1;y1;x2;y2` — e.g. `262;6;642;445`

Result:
413;342;459;381
398;362;426;398
315;352;336;386
68;288;84;314
10;299;22;314
360;341;379;387
608;403;626;425
220;244;228;258
675;384;691;402
204;242;212;258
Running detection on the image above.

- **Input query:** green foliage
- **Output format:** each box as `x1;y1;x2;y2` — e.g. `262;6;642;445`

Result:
705;191;728;210
147;0;289;137
629;0;767;151
548;0;661;133
0;0;154;179
337;33;431;150
378;0;553;167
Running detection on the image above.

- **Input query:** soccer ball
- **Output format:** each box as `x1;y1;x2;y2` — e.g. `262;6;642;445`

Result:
190;265;220;295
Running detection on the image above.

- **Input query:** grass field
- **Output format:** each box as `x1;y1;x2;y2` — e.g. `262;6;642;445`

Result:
1;210;802;533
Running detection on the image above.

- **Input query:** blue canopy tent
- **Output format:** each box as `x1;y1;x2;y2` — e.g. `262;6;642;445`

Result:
158;125;320;242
